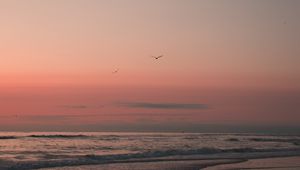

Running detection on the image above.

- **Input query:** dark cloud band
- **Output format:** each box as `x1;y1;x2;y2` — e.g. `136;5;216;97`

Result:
119;102;208;110
59;105;88;109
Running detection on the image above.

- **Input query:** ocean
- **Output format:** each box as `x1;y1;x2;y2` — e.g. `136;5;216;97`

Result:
0;132;300;170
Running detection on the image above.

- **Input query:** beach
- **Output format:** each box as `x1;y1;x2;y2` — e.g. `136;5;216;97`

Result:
204;156;300;170
39;159;242;170
39;156;300;170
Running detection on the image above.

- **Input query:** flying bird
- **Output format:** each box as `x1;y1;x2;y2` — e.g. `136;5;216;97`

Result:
112;68;119;74
151;55;163;60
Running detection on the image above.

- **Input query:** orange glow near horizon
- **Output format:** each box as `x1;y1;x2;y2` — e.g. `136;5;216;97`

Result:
0;0;299;131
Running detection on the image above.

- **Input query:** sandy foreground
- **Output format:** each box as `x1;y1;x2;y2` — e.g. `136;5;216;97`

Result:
39;159;244;170
204;156;300;170
39;156;300;170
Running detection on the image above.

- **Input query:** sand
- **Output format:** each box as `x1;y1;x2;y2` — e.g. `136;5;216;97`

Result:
203;156;300;170
38;156;300;170
39;159;243;170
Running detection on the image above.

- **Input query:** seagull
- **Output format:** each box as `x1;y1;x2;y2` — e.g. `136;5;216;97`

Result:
112;68;119;74
151;55;163;60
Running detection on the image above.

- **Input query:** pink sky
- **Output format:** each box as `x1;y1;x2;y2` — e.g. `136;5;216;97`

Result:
0;0;299;131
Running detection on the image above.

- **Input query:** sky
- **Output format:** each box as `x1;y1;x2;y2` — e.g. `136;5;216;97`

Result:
0;0;299;132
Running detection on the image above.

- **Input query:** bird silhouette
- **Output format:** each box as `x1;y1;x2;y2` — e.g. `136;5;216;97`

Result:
151;55;163;60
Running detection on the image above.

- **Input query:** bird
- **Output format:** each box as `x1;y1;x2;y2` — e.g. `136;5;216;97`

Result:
112;68;119;74
151;55;163;60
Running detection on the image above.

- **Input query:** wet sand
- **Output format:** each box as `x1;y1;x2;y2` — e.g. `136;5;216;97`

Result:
38;156;300;170
204;156;300;170
39;159;244;170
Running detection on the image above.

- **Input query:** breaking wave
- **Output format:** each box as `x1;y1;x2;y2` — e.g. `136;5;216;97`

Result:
6;147;300;170
0;136;18;139
27;134;90;139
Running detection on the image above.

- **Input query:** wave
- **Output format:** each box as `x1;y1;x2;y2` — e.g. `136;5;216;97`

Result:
0;134;118;140
26;134;121;140
98;135;120;141
249;138;300;145
27;134;90;139
6;147;300;170
225;138;240;142
1;134;92;140
0;136;18;139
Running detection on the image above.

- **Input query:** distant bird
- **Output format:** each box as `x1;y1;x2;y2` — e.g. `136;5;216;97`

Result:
112;68;119;74
151;55;163;60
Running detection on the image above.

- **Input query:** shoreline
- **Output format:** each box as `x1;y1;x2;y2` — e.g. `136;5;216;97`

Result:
203;156;300;170
38;155;300;170
39;158;245;170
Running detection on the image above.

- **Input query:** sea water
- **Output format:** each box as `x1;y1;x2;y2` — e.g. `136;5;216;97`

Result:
0;132;300;169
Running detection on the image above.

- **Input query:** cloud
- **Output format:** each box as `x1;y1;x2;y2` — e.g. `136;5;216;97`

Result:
59;105;88;109
119;102;208;110
25;115;74;121
16;114;102;122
